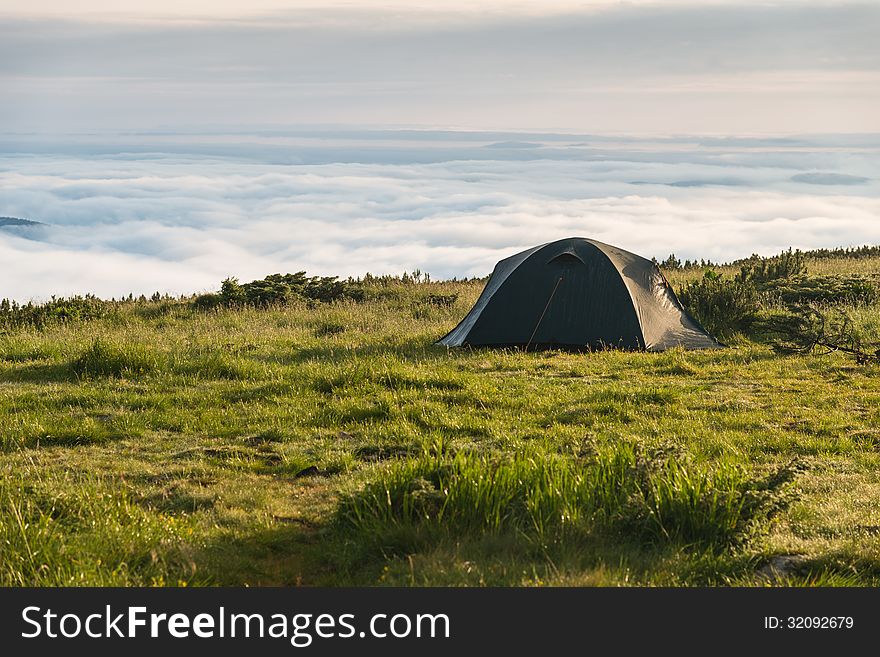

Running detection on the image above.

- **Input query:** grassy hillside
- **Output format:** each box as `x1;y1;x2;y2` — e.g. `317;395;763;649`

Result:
2;258;880;586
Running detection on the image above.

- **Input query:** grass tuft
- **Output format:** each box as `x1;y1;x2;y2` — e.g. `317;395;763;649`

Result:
335;444;801;562
71;338;164;378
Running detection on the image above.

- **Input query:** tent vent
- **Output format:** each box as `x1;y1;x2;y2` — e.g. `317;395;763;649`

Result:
548;252;584;267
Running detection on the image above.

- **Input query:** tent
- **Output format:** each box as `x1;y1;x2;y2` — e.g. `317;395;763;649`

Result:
437;237;719;351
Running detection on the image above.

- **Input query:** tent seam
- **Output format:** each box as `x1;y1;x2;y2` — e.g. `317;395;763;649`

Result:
591;242;647;349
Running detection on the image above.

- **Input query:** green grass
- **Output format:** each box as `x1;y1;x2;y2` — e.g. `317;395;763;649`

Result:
3;266;880;586
336;445;797;552
1;459;200;586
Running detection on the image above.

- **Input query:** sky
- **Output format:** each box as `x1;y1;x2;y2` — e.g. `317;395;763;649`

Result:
2;1;879;133
1;1;878;300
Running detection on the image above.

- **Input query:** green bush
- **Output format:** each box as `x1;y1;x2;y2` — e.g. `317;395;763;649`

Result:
763;275;878;306
194;273;366;311
678;271;767;338
755;306;880;363
192;292;222;311
0;295;116;331
797;244;880;260
423;293;458;307
735;248;806;284
314;321;346;337
678;249;877;341
220;278;248;306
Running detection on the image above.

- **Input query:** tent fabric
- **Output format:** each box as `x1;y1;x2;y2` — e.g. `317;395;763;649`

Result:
437;237;720;351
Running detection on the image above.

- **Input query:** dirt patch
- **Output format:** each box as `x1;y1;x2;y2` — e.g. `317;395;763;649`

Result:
758;554;808;580
354;444;415;462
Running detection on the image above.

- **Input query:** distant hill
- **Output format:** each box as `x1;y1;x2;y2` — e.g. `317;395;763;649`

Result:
0;217;45;228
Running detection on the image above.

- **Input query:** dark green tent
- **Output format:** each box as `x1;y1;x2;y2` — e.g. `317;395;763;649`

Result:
438;237;719;351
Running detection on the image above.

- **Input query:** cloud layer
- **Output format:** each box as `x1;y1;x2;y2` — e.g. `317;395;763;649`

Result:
1;131;879;301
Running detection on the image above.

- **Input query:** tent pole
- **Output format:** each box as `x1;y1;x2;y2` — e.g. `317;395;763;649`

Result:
526;276;563;351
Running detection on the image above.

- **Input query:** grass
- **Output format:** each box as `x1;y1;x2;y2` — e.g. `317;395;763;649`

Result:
3;261;880;586
336;445;797;552
1;458;200;586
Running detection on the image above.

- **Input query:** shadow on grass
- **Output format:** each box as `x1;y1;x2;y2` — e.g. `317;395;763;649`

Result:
222;382;298;403
237;518;770;587
285;339;452;364
0;362;79;384
4;424;134;452
786;551;880;586
136;489;217;514
192;522;331;586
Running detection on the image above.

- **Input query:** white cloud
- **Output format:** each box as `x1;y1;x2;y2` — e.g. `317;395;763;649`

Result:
1;132;879;301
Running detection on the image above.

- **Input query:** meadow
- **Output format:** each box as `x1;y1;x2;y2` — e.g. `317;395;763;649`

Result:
2;255;880;587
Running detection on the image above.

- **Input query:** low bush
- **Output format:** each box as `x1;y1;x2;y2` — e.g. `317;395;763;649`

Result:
677;248;878;342
203;273;366;310
677;271;767;338
756;307;880;363
423;294;458;307
192;293;223;311
735;248;806;284
0;295;116;331
314;321;346;337
763;275;878;306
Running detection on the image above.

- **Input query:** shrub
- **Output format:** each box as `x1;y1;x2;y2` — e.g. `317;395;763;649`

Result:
303;276;364;303
762;275;878;306
220;278;247;306
679;249;878;341
735;248;806;284
194;272;366;310
314;321;346;337
798;244;880;260
238;274;294;306
423;293;458;307
757;307;880;363
192;292;223;311
677;271;766;338
659;254;682;270
0;295;115;330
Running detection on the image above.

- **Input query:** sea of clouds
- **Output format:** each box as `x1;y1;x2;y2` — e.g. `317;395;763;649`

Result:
1;130;879;301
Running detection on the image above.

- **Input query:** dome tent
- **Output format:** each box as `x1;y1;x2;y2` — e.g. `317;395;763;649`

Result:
438;237;719;351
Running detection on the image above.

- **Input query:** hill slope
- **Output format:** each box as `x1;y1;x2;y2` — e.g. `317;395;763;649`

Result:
1;260;880;586
0;216;44;227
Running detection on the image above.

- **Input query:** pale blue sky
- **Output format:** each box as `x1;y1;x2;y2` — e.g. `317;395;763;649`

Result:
2;1;878;133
